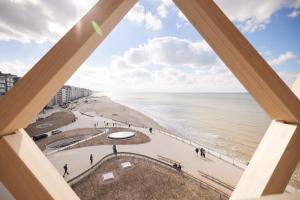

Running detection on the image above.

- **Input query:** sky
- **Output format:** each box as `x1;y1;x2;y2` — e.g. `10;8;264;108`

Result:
0;0;299;93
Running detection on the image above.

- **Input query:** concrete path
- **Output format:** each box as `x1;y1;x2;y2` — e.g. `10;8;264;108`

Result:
47;117;244;196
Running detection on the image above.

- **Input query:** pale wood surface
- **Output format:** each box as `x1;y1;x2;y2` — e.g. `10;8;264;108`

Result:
0;0;137;136
248;193;300;200
0;129;79;199
231;74;300;199
173;0;300;124
0;0;299;199
292;74;300;98
230;121;300;199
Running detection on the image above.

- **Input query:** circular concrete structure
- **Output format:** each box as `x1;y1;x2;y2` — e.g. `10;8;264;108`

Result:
108;131;135;139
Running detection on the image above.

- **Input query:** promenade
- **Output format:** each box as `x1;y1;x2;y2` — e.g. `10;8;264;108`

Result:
47;111;244;196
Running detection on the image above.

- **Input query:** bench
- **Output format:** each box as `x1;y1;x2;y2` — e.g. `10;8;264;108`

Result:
157;155;183;171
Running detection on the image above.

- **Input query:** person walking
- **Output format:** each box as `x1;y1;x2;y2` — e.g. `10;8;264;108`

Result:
200;148;203;157
195;148;199;156
177;164;182;172
113;144;117;154
90;154;93;165
202;149;206;158
63;164;69;177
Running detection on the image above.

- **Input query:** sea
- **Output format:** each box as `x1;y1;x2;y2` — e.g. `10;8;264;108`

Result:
111;93;271;162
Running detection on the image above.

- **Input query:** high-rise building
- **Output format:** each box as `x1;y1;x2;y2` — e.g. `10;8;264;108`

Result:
0;71;20;96
46;85;92;107
56;87;67;105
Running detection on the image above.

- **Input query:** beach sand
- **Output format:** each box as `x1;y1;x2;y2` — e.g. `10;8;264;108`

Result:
74;96;164;131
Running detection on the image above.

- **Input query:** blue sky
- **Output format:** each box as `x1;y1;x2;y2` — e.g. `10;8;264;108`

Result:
0;0;299;92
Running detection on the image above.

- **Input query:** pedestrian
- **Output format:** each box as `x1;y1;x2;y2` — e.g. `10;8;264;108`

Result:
200;148;203;157
113;144;117;154
177;164;182;172
63;164;69;177
195;148;199;156
128;124;131;128
149;127;152;133
173;163;178;169
202;149;206;158
90;154;93;165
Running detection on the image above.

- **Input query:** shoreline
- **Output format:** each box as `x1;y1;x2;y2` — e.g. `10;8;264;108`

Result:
73;95;166;132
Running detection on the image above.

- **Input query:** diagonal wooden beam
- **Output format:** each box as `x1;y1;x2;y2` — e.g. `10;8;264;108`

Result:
0;129;79;199
230;74;300;199
230;121;300;199
0;0;137;136
173;0;300;124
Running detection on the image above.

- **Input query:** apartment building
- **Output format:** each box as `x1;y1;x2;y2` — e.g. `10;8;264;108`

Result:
47;85;92;107
0;71;20;96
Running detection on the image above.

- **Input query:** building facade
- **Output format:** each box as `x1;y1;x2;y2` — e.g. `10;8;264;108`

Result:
47;85;92;107
0;71;20;96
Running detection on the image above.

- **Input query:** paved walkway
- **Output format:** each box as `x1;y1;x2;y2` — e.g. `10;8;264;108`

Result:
47;111;244;196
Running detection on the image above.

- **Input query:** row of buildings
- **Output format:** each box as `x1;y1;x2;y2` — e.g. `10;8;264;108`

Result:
0;71;20;96
0;71;92;107
47;85;92;107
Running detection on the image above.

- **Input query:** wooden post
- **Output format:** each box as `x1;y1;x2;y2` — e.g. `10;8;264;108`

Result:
0;0;137;136
0;129;79;199
173;0;300;124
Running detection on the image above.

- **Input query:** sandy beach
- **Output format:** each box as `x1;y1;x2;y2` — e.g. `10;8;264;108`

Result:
73;96;164;131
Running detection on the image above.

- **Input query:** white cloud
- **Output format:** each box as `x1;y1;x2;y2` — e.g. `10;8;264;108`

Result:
269;51;297;66
0;60;30;76
174;0;300;32
214;0;300;32
121;36;218;68
126;2;145;23
278;71;298;86
145;12;162;30
157;0;173;18
1;32;298;92
68;36;245;92
288;9;300;17
176;23;182;29
126;3;162;31
0;0;97;43
66;38;300;91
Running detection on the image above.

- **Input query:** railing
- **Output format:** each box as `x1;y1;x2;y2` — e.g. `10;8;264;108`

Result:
45;118;299;194
67;152;230;199
101;121;248;170
45;129;108;156
80;112;94;117
155;129;248;170
197;170;235;191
